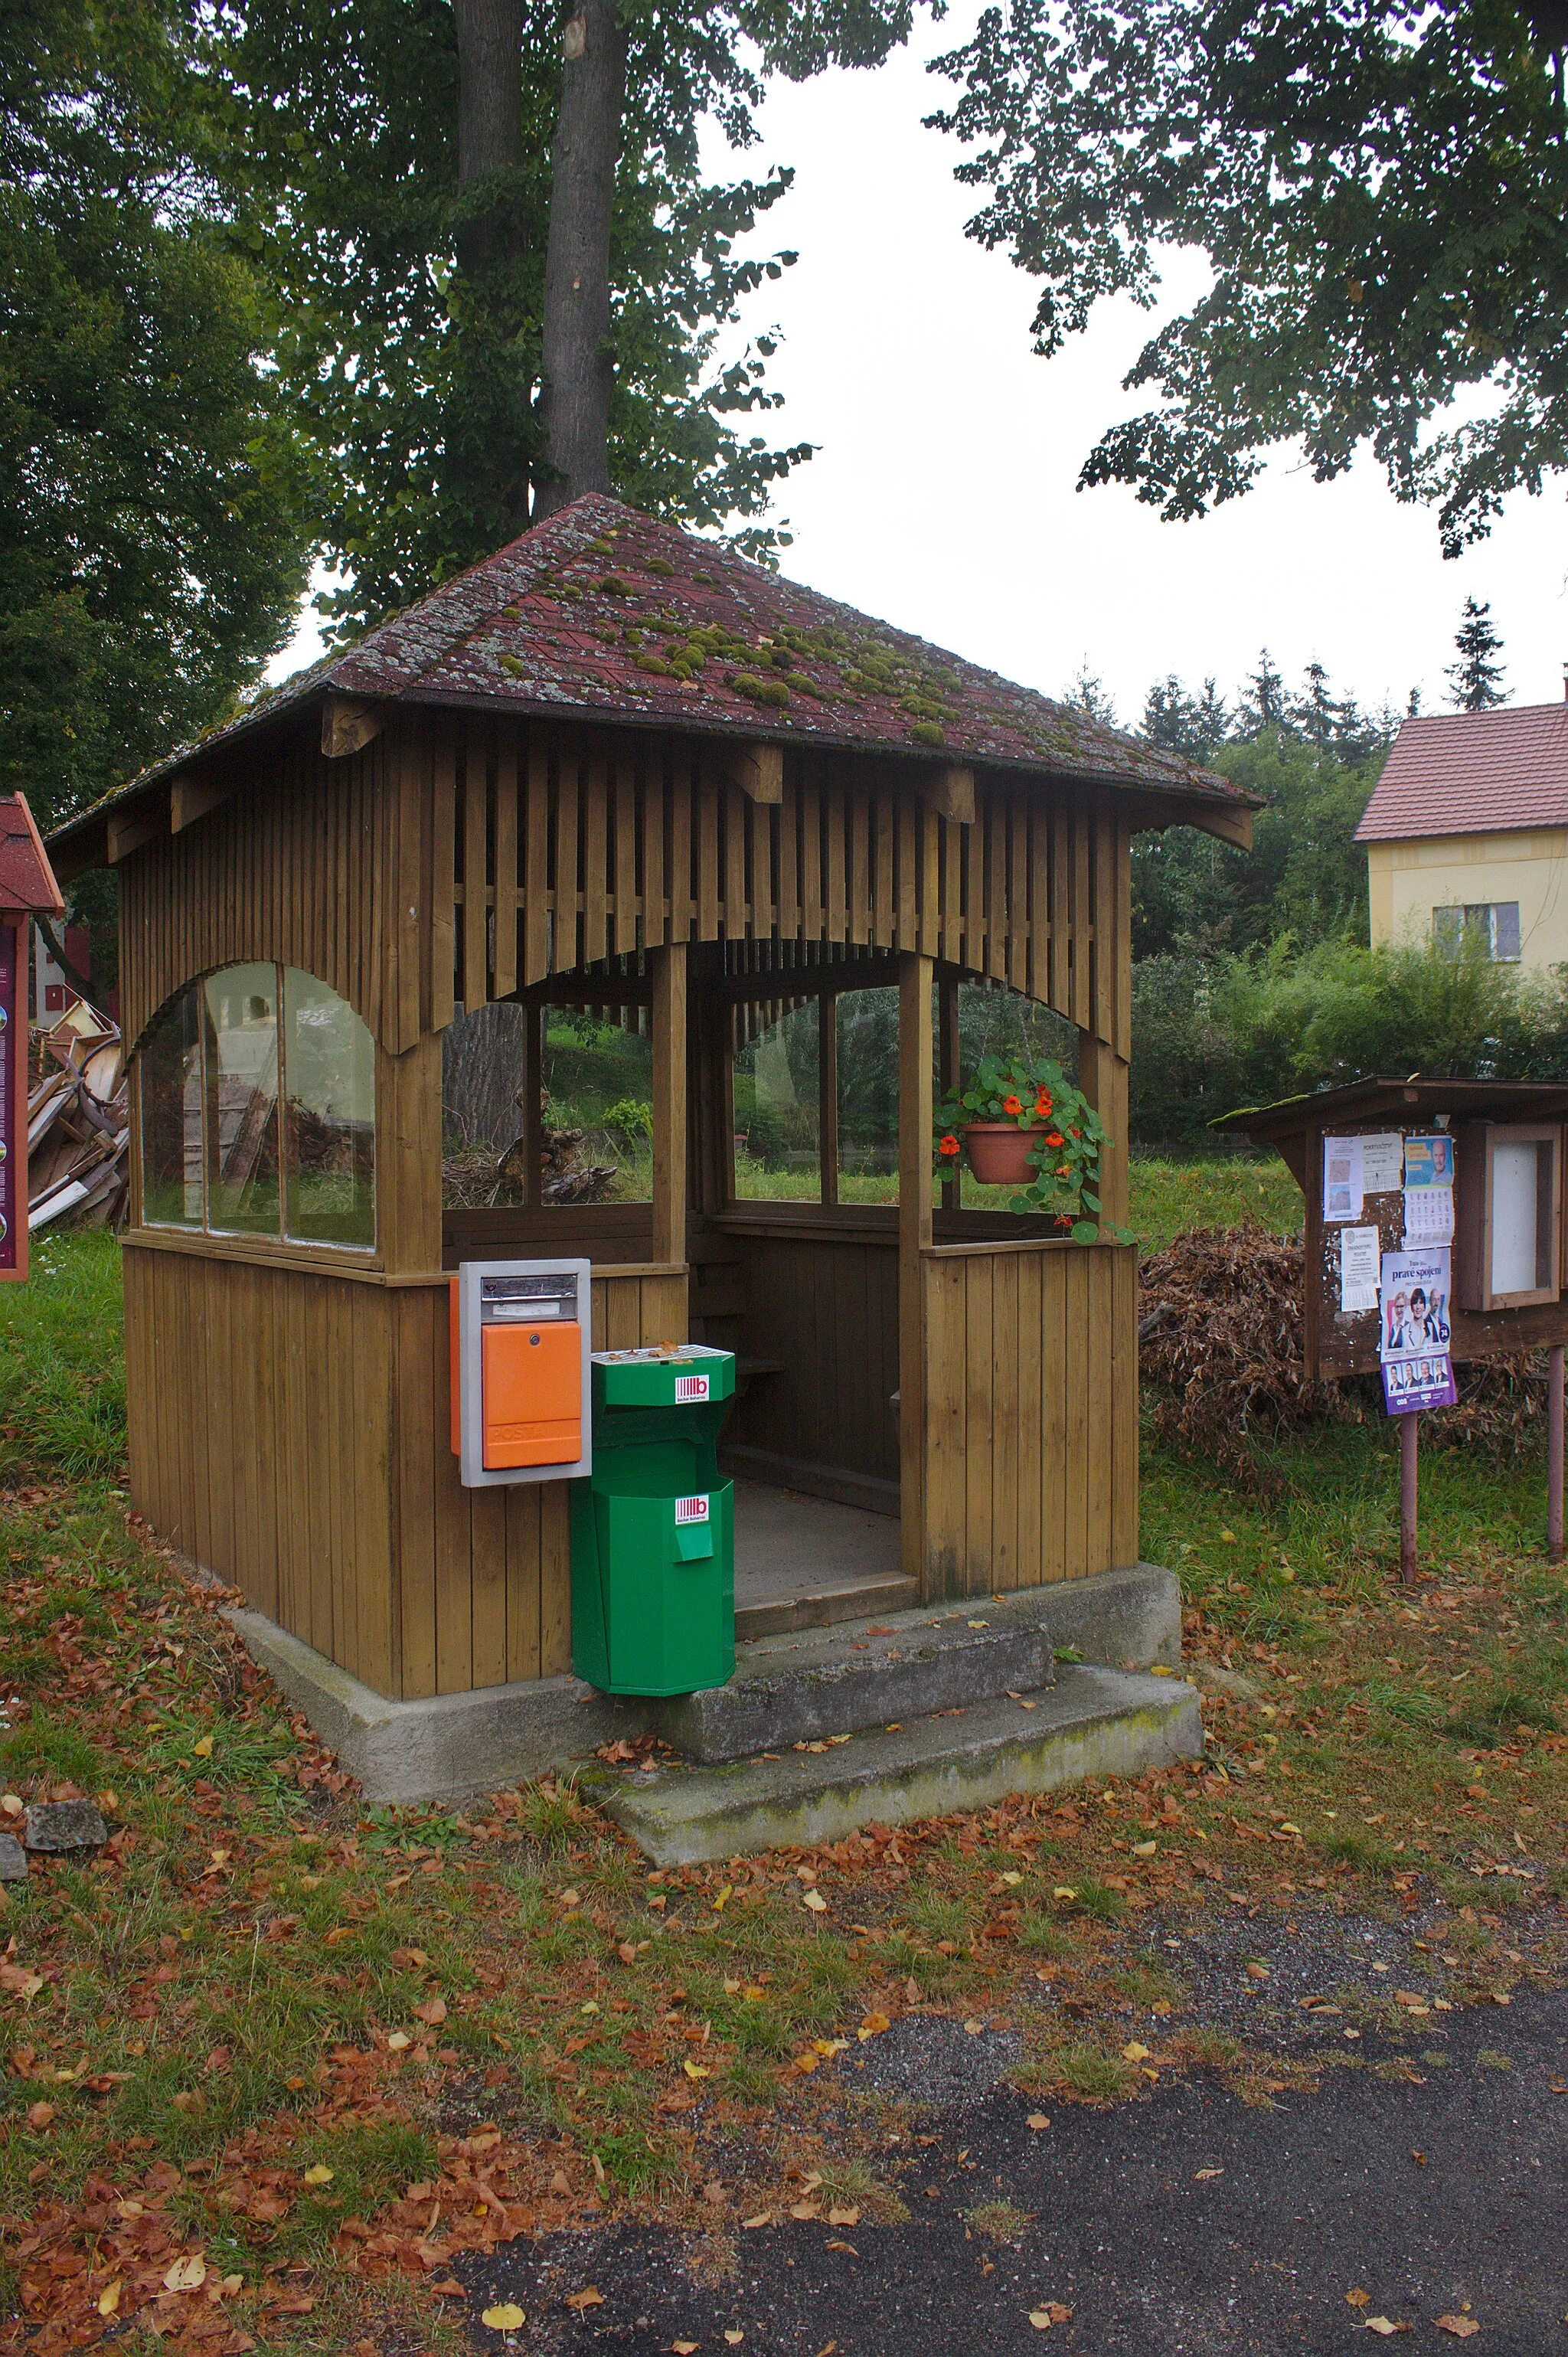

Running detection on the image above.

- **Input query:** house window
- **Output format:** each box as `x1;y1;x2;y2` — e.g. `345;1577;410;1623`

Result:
140;966;375;1249
1432;902;1521;963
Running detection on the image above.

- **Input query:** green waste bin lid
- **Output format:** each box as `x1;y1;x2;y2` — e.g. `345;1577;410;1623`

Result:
591;1343;735;1407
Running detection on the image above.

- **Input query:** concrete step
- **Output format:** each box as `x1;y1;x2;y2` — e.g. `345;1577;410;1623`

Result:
651;1596;1055;1764
735;1573;918;1643
599;1665;1203;1865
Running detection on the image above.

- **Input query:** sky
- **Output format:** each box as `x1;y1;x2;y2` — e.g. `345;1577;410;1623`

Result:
271;14;1568;730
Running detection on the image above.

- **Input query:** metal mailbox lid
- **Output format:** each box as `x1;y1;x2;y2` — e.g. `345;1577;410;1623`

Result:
590;1342;736;1407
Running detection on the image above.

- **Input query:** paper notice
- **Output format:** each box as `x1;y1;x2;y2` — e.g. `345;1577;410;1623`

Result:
1403;1183;1455;1245
1404;1133;1455;1188
1323;1135;1364;1221
1379;1247;1452;1362
1359;1133;1404;1195
1338;1225;1381;1313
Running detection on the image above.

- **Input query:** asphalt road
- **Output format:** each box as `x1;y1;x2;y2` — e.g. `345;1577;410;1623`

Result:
459;1988;1567;2356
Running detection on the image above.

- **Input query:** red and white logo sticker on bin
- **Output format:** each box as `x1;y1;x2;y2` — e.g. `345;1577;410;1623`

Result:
674;1372;710;1402
674;1495;710;1525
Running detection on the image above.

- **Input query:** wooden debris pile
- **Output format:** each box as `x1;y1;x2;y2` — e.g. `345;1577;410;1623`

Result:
1138;1224;1364;1482
28;998;129;1232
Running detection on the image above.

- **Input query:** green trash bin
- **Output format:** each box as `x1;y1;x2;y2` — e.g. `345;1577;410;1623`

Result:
570;1345;737;1695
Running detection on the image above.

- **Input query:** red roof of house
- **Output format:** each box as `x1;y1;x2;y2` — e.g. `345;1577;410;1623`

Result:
1355;702;1568;842
52;494;1249;852
0;795;64;917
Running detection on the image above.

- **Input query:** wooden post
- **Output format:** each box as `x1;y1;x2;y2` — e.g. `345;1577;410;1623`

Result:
1400;1408;1419;1584
376;1034;443;1274
1078;1033;1130;1226
652;943;688;1267
819;991;839;1206
938;966;960;1214
522;1002;544;1210
899;953;934;1589
1550;1344;1565;1564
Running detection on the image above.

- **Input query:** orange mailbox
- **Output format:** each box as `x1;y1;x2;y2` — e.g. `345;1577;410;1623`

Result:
449;1260;593;1489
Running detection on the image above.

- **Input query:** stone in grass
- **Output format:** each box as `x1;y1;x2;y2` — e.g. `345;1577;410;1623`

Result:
0;1833;27;1882
23;1802;108;1853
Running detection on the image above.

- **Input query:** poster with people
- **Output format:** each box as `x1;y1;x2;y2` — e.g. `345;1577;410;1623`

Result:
1378;1247;1456;1413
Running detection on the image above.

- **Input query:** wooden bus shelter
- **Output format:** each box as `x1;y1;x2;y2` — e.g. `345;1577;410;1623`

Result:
51;495;1251;1725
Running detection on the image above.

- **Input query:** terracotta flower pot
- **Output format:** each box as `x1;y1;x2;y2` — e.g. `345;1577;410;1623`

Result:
963;1121;1049;1185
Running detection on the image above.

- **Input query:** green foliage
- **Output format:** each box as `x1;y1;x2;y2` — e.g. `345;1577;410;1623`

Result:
931;0;1568;553
0;1231;125;1478
1134;933;1568;1148
934;1054;1126;1239
1447;595;1508;710
1;0;312;825
216;1;933;634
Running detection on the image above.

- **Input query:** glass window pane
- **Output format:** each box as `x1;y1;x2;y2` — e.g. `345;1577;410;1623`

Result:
139;986;204;1227
734;1002;821;1200
1491;1139;1540;1295
837;988;900;1202
282;968;376;1247
204;963;282;1235
442;1001;534;1208
1494;902;1521;961
1432;906;1462;959
541;1005;653;1201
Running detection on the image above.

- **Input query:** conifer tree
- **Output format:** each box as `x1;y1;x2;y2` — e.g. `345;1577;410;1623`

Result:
1445;597;1508;711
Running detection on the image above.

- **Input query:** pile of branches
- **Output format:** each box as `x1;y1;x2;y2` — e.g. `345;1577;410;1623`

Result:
1138;1224;1363;1483
1141;1222;1552;1479
441;1125;616;1209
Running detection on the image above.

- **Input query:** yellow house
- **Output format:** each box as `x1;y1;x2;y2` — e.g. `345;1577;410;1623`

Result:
1357;698;1568;972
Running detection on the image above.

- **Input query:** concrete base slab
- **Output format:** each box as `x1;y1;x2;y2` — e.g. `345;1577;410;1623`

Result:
220;1559;1187;1807
594;1666;1204;1865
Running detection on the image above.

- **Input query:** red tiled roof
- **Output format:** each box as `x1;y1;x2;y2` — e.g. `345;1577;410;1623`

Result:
53;495;1248;847
1355;702;1568;842
0;795;64;917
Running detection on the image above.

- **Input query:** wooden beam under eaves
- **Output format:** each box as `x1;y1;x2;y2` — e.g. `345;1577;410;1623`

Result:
169;776;234;835
716;740;782;804
1135;791;1255;851
322;694;385;758
106;806;168;865
916;762;975;825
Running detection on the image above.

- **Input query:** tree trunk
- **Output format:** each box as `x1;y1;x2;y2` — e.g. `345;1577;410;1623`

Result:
534;0;628;516
452;0;525;281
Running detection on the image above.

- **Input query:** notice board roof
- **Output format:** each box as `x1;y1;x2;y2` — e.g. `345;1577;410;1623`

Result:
1214;1077;1568;1149
0;795;64;920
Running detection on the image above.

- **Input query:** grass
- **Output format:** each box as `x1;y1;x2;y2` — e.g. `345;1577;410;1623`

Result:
0;1186;1564;2350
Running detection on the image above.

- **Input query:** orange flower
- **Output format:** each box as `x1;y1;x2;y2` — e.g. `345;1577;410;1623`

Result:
1045;1131;1063;1147
1003;1094;1023;1117
1036;1090;1053;1116
1069;1126;1082;1139
1054;1214;1073;1229
939;1133;961;1156
1056;1165;1072;1178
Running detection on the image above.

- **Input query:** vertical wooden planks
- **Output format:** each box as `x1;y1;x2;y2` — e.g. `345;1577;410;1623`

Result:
1086;1250;1113;1571
962;1256;994;1594
1063;1247;1090;1577
523;735;551;986
1014;1250;1044;1588
554;738;580;973
493;726;519;998
505;1483;543;1684
1109;1244;1138;1570
469;1485;509;1688
898;952;934;1587
922;1255;966;1598
652;944;688;1267
582;745;609;966
396;1286;439;1699
612;745;638;956
540;1484;573;1675
462;725;491;1013
991;1251;1021;1589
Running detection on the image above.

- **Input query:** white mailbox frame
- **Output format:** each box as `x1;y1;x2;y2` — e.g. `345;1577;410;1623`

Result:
453;1257;593;1489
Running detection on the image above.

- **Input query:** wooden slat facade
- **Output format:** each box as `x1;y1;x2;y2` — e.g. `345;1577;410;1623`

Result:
123;1240;684;1699
116;702;1142;1702
119;712;1131;1060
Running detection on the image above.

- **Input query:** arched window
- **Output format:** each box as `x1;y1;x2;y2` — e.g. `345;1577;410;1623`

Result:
140;966;375;1249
